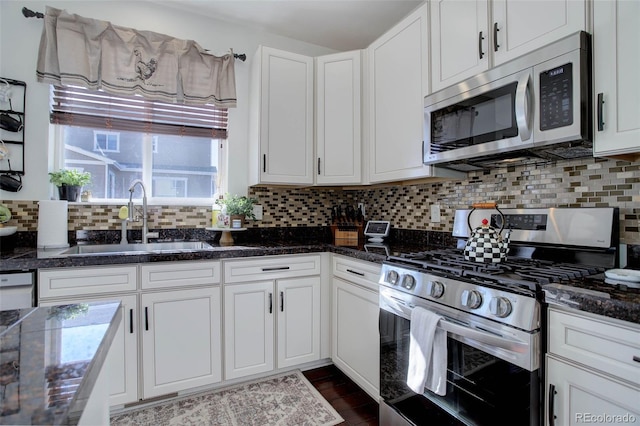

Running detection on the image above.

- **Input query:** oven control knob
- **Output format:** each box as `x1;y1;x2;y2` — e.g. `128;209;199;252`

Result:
461;289;483;309
386;270;400;285
401;274;416;290
428;281;445;299
489;297;513;318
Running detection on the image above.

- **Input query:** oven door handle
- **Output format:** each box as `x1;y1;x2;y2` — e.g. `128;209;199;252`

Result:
438;318;529;353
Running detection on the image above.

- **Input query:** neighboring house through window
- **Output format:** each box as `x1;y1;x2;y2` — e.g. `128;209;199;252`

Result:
94;131;120;152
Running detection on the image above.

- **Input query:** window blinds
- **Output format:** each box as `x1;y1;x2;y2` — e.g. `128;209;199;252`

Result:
50;85;228;139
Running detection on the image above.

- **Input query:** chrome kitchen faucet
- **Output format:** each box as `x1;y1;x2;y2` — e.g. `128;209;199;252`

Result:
128;179;150;244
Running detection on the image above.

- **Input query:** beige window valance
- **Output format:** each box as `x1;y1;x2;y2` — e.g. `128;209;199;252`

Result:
36;6;237;107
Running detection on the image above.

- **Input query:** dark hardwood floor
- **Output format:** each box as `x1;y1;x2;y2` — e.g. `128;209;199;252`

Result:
303;364;379;426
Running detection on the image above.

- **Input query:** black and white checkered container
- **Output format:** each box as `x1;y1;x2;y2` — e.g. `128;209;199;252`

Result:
464;226;507;263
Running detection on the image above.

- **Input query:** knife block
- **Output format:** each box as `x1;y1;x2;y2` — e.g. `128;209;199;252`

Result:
331;222;363;246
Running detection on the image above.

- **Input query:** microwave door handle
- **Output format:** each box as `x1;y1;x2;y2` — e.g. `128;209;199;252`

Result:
439;319;528;353
515;73;532;141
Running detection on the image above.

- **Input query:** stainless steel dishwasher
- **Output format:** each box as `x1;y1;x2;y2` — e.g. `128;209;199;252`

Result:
0;271;35;309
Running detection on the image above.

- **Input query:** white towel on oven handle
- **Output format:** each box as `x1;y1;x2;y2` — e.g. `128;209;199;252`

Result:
407;306;447;396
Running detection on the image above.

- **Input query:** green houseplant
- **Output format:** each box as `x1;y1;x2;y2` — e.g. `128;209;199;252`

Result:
216;194;258;226
49;169;92;202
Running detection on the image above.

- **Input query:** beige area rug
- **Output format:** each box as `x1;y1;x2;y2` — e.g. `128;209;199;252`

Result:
110;370;344;426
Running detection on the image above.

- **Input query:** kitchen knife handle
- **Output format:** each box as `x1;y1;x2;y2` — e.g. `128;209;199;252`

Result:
263;154;266;173
129;308;134;334
269;292;273;314
493;22;500;52
548;384;557;426
280;291;284;312
597;93;605;131
471;202;497;209
144;307;149;331
318;157;321;175
478;31;485;59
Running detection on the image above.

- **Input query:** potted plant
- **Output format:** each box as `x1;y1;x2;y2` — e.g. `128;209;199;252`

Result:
216;194;258;227
49;169;92;202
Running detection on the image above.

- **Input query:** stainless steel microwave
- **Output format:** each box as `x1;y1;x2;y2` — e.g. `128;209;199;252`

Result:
423;32;592;171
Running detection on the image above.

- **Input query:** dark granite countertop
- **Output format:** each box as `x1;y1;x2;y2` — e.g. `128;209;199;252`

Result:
2;241;638;325
0;301;122;425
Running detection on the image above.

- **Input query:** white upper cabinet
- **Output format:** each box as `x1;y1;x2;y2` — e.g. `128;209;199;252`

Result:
368;4;433;183
431;0;587;92
316;51;362;185
492;0;586;65
249;46;314;185
592;0;640;159
430;0;490;92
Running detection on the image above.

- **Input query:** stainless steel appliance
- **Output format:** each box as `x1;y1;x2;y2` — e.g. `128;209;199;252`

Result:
0;271;35;310
379;207;618;426
423;32;592;172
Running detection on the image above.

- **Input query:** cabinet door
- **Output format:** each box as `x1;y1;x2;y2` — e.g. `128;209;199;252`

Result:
593;0;640;158
256;47;314;185
276;276;320;368
546;356;640;426
430;0;489;92
332;277;380;399
224;281;275;380
316;51;362;185
141;287;221;398
368;4;432;183
492;0;586;66
40;295;138;407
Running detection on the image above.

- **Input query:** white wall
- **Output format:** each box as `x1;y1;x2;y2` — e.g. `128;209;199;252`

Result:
0;0;336;201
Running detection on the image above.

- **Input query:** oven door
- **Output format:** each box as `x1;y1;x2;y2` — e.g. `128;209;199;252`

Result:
379;288;541;426
423;69;533;166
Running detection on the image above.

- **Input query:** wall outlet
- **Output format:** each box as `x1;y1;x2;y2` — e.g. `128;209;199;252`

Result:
431;204;441;223
357;203;366;217
253;205;263;220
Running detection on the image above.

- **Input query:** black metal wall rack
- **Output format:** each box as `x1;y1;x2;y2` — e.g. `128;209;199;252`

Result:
0;78;26;176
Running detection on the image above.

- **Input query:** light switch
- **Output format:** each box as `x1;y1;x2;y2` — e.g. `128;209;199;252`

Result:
431;204;441;223
253;205;263;220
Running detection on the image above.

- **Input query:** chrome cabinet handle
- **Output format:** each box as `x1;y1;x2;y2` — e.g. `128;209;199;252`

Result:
493;22;500;51
548;384;557;426
478;31;485;59
597;93;605;131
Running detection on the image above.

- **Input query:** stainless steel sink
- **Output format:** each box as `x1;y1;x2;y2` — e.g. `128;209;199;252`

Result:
60;241;214;256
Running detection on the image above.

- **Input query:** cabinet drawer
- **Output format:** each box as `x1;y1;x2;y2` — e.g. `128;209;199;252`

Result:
39;266;137;299
223;255;321;283
332;255;381;292
141;261;220;289
548;307;640;385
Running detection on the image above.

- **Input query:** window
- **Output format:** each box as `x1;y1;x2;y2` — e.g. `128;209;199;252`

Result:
51;86;229;203
94;131;120;152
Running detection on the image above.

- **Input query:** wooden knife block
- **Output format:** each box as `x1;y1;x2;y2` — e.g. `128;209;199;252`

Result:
331;223;363;247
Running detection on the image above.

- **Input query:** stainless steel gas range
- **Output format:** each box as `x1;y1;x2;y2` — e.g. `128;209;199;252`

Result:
379;207;619;426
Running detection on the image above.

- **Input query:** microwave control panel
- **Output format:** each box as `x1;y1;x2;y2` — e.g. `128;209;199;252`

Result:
539;62;573;131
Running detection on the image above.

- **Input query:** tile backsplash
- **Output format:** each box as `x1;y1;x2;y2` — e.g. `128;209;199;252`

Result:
2;156;639;244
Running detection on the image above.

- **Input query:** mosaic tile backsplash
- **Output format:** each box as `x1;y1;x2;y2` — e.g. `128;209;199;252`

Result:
2;156;639;244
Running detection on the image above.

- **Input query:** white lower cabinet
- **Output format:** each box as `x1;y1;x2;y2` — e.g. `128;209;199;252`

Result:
39;261;222;406
224;276;321;380
331;256;381;400
39;294;138;407
223;255;322;380
141;287;222;398
546;306;640;425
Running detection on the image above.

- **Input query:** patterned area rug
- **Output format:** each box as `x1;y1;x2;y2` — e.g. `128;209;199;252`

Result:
110;370;344;426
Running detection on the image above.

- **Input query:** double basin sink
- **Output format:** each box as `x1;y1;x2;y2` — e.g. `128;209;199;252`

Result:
60;241;215;256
